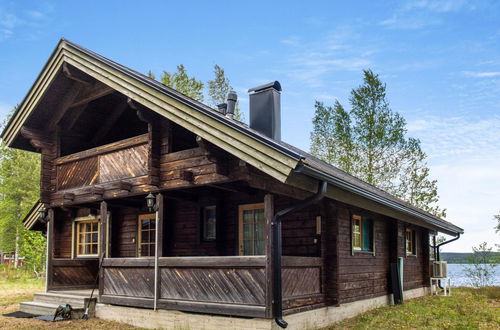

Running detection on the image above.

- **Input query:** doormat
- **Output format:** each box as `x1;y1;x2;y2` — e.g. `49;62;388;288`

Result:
34;315;70;322
3;311;40;318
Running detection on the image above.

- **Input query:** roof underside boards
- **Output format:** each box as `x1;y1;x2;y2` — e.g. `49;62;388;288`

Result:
23;201;43;231
3;39;463;236
2;39;300;183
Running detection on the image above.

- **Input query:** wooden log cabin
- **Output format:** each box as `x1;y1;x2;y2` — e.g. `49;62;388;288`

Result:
3;39;463;329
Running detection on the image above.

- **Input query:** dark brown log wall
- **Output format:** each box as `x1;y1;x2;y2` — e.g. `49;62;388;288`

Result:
335;203;390;304
53;209;72;258
111;207;140;258
402;226;428;290
276;196;321;257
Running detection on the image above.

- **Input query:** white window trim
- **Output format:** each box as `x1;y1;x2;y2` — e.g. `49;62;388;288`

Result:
72;215;100;258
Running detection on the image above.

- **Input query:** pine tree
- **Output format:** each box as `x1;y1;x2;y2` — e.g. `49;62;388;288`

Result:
208;65;243;121
495;212;500;233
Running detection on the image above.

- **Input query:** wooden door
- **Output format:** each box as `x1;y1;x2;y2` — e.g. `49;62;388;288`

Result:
238;203;265;255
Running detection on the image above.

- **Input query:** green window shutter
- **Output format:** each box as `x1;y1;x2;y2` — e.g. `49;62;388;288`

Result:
362;219;373;251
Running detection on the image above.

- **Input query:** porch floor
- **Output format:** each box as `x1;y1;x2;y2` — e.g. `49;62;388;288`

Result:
48;289;97;297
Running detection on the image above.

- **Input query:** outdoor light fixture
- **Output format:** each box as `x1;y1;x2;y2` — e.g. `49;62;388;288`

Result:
39;205;48;224
146;193;157;212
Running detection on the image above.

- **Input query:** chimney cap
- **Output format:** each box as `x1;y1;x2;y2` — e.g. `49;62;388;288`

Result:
248;81;282;93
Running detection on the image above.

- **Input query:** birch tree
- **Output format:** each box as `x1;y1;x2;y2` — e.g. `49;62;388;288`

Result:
310;70;446;217
207;65;243;121
150;65;205;102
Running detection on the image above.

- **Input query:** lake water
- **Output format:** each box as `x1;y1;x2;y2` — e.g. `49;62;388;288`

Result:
446;263;500;287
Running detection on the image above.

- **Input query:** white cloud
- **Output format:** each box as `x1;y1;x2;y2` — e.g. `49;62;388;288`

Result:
279;27;374;87
0;4;52;40
406;115;500;252
403;0;473;13
380;0;475;30
463;71;500;78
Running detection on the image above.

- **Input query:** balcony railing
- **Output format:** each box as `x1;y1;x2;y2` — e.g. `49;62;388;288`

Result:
54;134;149;190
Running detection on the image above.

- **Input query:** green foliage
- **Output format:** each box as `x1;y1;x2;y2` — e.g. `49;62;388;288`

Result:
150;64;244;121
19;229;46;276
331;287;500;329
310;70;445;217
0;108;44;273
207;65;243;121
310;100;354;173
159;64;204;102
495;212;500;233
465;242;498;288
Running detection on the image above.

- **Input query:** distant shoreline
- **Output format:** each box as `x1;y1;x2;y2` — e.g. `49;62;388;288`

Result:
440;252;500;264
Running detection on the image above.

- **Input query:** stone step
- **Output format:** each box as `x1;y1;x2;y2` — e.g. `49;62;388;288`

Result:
34;292;88;306
19;301;85;318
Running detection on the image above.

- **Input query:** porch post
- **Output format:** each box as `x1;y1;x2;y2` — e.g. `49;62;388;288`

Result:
45;208;54;292
154;193;164;311
264;194;274;318
99;201;108;301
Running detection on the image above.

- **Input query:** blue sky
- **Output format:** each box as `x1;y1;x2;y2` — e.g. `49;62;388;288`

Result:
1;0;499;252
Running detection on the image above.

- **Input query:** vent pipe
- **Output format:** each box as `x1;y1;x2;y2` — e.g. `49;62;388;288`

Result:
217;103;227;115
226;91;237;119
248;81;281;140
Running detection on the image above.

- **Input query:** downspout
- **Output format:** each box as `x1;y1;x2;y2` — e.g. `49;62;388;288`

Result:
434;233;461;289
272;181;328;328
435;233;461;262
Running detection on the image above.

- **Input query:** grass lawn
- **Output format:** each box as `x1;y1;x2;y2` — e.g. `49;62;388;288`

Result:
328;286;500;330
1;267;499;329
0;267;137;329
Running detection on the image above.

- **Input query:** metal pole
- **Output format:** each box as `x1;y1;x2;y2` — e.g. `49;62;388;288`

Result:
154;208;159;311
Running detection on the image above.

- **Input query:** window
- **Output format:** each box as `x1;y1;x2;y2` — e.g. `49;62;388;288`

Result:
202;206;216;241
76;219;99;257
239;203;265;255
406;228;416;256
138;214;156;257
352;214;374;252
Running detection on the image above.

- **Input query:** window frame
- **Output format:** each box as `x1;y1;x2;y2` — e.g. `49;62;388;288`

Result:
351;213;375;255
201;205;217;242
73;216;100;258
238;203;265;256
405;228;417;256
137;213;157;257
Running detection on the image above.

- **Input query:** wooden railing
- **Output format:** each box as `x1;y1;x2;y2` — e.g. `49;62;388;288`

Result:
101;256;267;317
100;256;323;317
282;256;324;312
49;258;99;290
54;134;149;190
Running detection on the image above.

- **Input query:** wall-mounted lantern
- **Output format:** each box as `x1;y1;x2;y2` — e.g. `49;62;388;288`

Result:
146;193;158;212
39;205;49;224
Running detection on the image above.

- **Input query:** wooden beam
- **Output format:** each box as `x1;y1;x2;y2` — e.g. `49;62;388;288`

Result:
46;81;82;131
20;127;51;150
264;193;274;318
65;103;88;131
90;100;129;145
70;82;114;108
62;63;93;86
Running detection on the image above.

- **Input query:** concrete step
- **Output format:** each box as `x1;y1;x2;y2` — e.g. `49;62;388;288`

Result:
19;301;85;318
34;292;88;306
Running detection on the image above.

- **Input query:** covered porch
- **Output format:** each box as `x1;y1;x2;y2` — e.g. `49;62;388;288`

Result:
45;182;327;319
